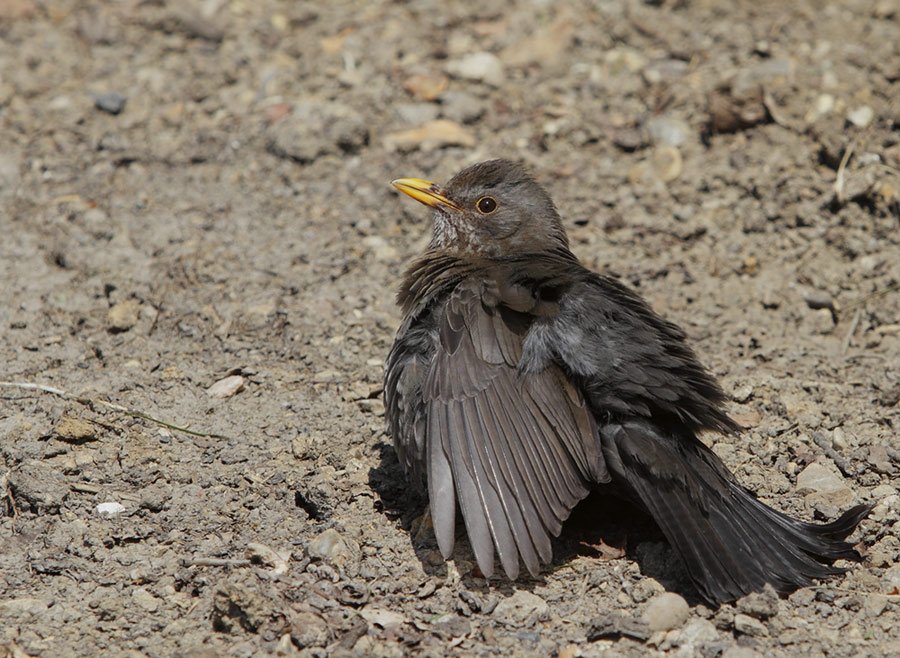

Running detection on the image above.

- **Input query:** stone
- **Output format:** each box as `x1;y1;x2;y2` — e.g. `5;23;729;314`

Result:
108;299;141;332
707;83;767;134
731;384;754;403
394;102;440;125
651;146;683;182
493;590;549;626
357;398;385;415
676;618;719;654
643;59;689;84
95;501;127;516
432;613;471;637
361;235;398;262
866;444;894;475
55;416;97;442
170;8;224;42
736;585;779;620
445;52;505;87
307;528;351;565
642;593;690;632
383;119;475;152
359;607;406;629
733;613;768;636
605;47;648;74
831;427;850;450
884;564;900;591
211;582;273;634
796;460;848;494
440;91;485;124
139;485;169;512
207;375;246;399
863;594;888;617
645;116;690;147
94;92;127;115
132;587;159;612
847;106;874;128
291;611;331;648
807;94;835;122
403;72;448;101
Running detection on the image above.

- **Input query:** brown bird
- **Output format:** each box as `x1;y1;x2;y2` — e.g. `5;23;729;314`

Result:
384;159;869;605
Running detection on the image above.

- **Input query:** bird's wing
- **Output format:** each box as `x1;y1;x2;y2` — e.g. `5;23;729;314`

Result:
423;278;607;579
384;313;435;488
522;273;740;435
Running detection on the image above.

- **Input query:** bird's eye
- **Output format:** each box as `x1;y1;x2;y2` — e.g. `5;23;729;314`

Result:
476;196;498;214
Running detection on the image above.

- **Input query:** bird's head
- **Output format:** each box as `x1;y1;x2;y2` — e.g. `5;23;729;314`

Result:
392;159;569;257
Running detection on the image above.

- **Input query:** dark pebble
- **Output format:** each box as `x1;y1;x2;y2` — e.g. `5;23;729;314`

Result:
95;92;127;115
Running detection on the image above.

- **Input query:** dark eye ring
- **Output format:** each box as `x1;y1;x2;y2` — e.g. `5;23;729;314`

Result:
476;196;497;214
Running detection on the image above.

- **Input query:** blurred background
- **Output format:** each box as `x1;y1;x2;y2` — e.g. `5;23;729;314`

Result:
1;1;898;656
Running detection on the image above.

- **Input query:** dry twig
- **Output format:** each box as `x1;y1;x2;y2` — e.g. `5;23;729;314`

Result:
0;381;230;440
833;140;855;206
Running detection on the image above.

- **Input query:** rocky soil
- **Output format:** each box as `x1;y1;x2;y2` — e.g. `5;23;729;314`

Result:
1;0;898;656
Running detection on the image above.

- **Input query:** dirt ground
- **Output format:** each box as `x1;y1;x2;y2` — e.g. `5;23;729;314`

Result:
1;0;898;656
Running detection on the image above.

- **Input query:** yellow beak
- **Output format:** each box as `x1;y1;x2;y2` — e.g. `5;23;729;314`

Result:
391;177;460;210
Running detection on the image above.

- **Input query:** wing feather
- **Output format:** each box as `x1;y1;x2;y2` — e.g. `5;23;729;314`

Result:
424;279;605;577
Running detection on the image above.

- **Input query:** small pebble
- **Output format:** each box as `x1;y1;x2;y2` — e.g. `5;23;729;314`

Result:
731;384;754;403
678;618;719;650
815;94;835;115
394;102;440;125
361;235;398;262
291;611;331;648
94;92;126;115
847;106;874;128
55;416;96;442
493;590;549;626
107;299;140;332
402;72;448;101
733;613;768;636
803;291;834;311
307;528;351;564
736;585;779;620
796;460;849;494
831;427;850;450
440;90;485;124
445;52;505;87
95;501;127;516
645;116;690;147
651;145;683;182
863;594;888;617
131;587;159;612
383;119;474;152
207;375;246;399
268;101;368;163
642;592;689;632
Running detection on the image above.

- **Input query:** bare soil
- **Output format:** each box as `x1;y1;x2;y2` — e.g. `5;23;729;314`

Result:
1;1;898;656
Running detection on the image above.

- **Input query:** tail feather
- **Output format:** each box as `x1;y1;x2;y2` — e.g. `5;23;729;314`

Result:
600;421;870;605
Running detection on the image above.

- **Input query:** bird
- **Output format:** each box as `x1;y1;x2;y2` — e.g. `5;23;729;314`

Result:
383;158;870;605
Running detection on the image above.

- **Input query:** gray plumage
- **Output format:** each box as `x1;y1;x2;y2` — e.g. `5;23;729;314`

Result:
384;159;869;605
